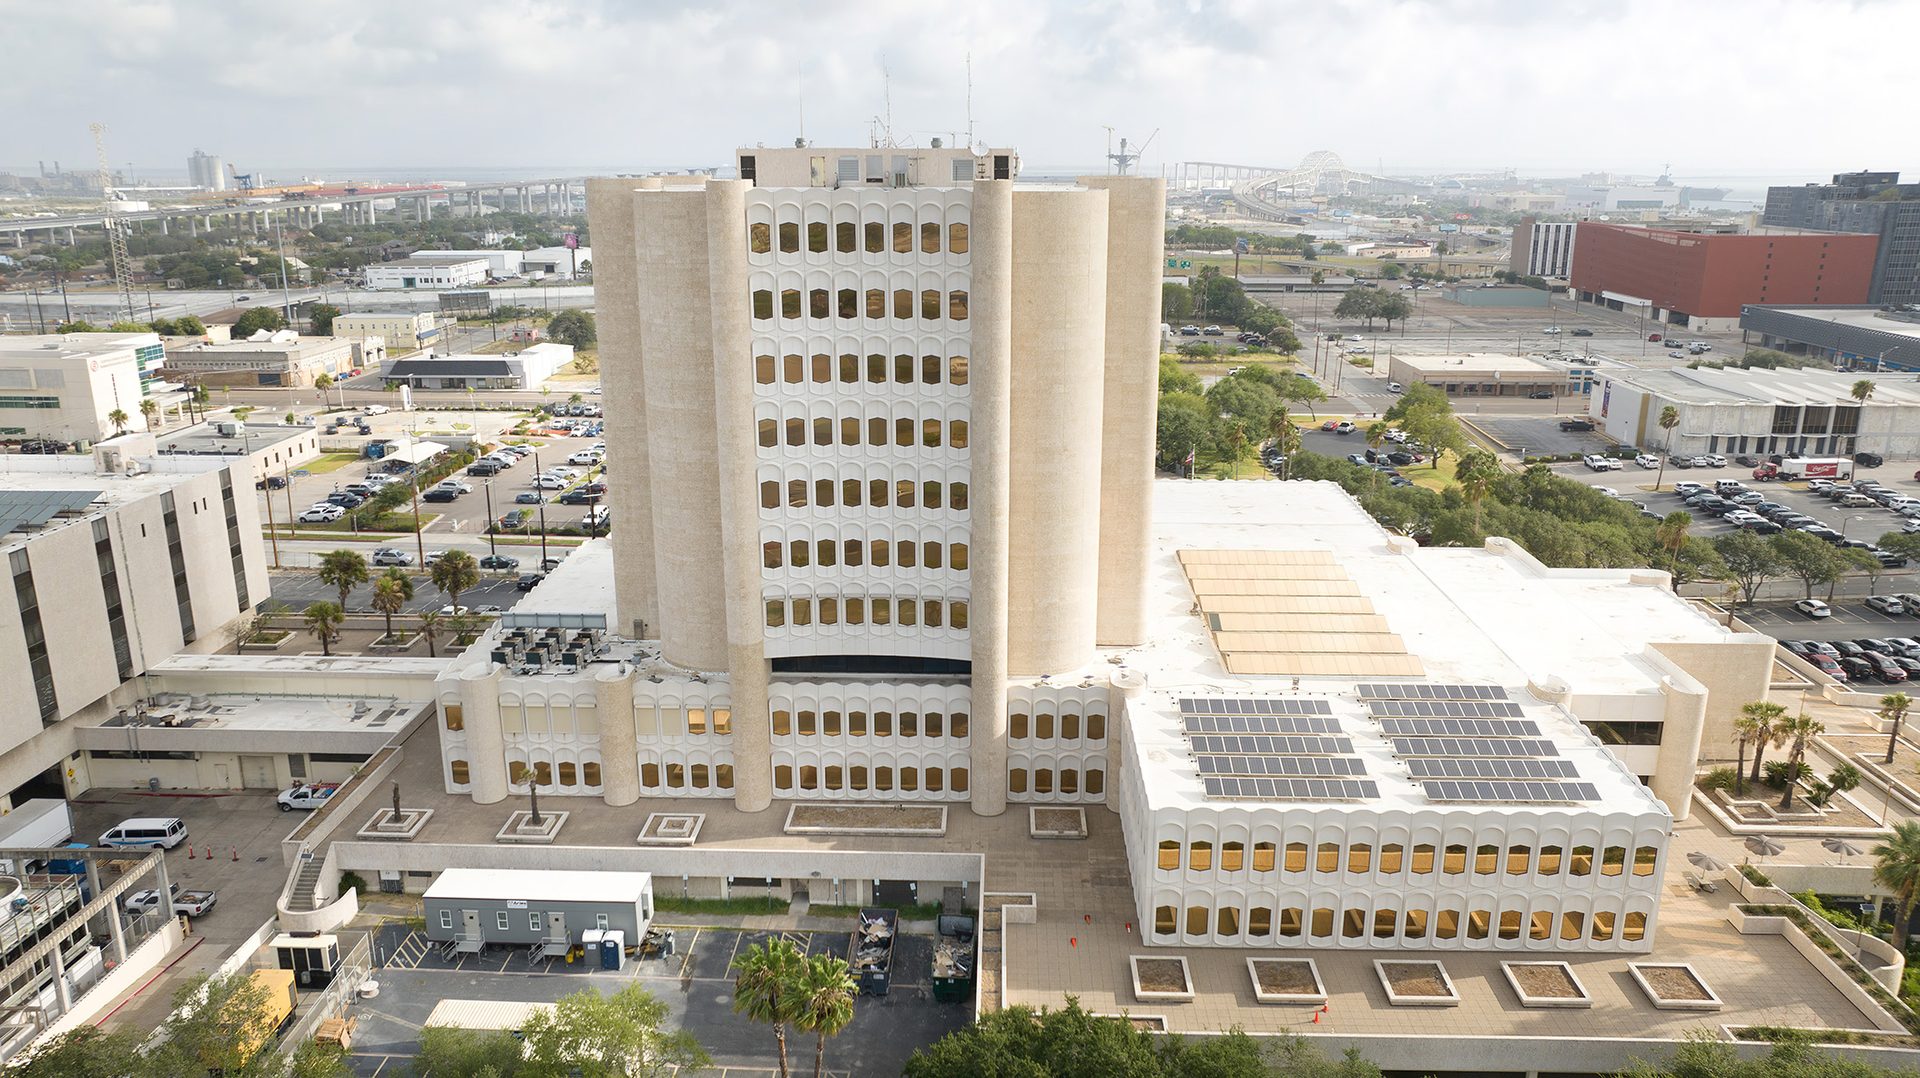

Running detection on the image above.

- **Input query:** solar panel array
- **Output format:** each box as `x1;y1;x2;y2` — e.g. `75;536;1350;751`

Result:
1368;699;1528;719
1406;757;1580;780
1183;714;1342;735
1188;733;1359;755
1422;780;1600;803
1179;697;1333;716
0;489;101;539
1202;776;1380;801
1391;737;1559;758
1356;683;1508;701
1196;755;1368;777
1377;716;1541;737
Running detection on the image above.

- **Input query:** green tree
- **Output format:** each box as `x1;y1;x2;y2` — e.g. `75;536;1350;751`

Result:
175;314;206;336
1770;530;1842;600
1873;821;1920;947
1375;292;1413;329
371;568;413;641
411;1025;526;1078
1654;511;1693;580
1618;1030;1915;1078
732;938;807;1078
1161;281;1193;321
54;320;100;333
1881;692;1912;765
1852;378;1876;403
1668;535;1725;591
519;984;707;1077
1732;706;1766;796
1713;530;1779;606
145;971;284;1078
1383;381;1449;422
903;997;1161;1078
430;549;482;612
304;600;344;656
108;320;149;333
11;1026;147;1077
232;306;288;338
1879;531;1920;564
547;309;598;348
106;407;129;434
1333;287;1380;327
1775;713;1825;809
1654;405;1681;491
138;397;159;429
317;548;370;611
1156;393;1211;472
417;609;443;658
1455;449;1501;529
314;372;336;408
1399;404;1465;469
1278;372;1328;417
1741;700;1789;785
1158;356;1202;396
791;955;858;1078
308;302;341;335
1381;261;1404;279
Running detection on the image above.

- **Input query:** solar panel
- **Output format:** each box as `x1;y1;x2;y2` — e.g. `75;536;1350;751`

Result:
1203;776;1379;801
1390;737;1558;758
1420;780;1599;803
1368;700;1528;719
0;489;101;539
1405;758;1580;780
1356;683;1508;701
1187;733;1356;755
1196;755;1368;777
1182;714;1342;736
1178;697;1334;716
1376;716;1542;737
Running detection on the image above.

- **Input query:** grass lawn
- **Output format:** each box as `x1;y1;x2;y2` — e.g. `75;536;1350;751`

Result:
302;452;363;474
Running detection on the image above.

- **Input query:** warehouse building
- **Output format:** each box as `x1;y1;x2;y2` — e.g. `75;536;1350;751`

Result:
1384;352;1567;397
1587;363;1920;458
1570;222;1878;332
412;249;524;278
161;333;357;388
1740;304;1920;372
0;332;161;443
363;257;490;290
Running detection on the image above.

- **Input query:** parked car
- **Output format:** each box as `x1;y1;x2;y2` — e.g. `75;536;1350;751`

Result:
1558;419;1595;432
1334;422;1357;435
254;475;288;490
325;491;365;509
1865;652;1909;682
567;450;605;466
1895;594;1920;615
478;554;521;571
435;480;474;494
1320;419;1340;431
1571;328;1594;337
1856;451;1885;468
558;487;604;505
1670;455;1694;469
125;883;217;918
532;475;567;490
468;460;504;476
298;505;345;523
422;488;460;503
1634;453;1660;469
1582;454;1622;472
1671;482;1706;497
370;548;413;567
1838;656;1876;681
1794;599;1833;619
276;783;338;812
514;573;546;592
1808;653;1848;680
515;491;544;504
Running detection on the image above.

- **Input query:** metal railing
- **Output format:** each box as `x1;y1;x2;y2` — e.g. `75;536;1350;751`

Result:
275;932;373;1053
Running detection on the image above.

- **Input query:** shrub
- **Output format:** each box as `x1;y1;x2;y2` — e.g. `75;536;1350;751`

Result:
1762;760;1793;788
339;871;368;895
1699;766;1739;791
1740;864;1774;888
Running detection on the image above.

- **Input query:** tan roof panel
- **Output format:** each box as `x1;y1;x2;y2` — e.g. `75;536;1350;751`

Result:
1195;595;1378;614
1181;547;1421;676
1188;579;1363;597
1212;632;1407;654
1182;563;1351;581
1179;549;1336;566
1206;612;1391;633
1222;652;1427;677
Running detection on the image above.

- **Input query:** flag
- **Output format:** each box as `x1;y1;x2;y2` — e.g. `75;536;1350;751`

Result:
1184;448;1196;465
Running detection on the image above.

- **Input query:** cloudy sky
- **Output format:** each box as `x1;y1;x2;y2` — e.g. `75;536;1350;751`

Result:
5;0;1913;187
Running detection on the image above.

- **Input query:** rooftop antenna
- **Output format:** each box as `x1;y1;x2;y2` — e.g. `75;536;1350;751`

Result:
797;64;805;146
1105;127;1158;175
965;53;974;148
883;59;893;147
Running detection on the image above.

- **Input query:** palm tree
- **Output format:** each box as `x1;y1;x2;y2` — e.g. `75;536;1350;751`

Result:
1743;700;1789;784
304;601;344;656
1776;713;1825;810
316;549;370;612
370;569;412;642
430;549;481;612
106;408;129;434
1655;511;1692;582
138;398;159;431
190;383;211;422
1872;822;1920;946
791;954;857;1078
1222;422;1247;478
1882;692;1913;765
314;372;336;410
1853;379;1876;404
1456;449;1501;530
417;609;443;658
732;938;806;1078
1731;708;1765;797
1653;405;1680;491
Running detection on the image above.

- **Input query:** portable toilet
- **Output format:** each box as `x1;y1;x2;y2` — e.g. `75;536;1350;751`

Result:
600;930;625;970
581;928;603;964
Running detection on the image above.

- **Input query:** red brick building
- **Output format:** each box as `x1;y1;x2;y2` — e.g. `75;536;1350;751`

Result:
1569;223;1878;330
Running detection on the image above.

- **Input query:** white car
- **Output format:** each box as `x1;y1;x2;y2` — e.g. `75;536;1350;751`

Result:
1582;454;1622;472
1593;486;1619;498
567;451;604;466
1634;453;1660;469
1346;334;1365;343
298;505;344;523
1867;595;1908;616
1543;326;1562;335
435;479;474;494
362;404;391;415
1794;599;1833;619
1905;519;1920;534
532;475;567;490
364;473;397;487
1386;382;1405;393
439;605;471;616
1702;454;1728;468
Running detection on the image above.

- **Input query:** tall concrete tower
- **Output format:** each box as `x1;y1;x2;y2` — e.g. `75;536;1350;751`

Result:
188;149;225;192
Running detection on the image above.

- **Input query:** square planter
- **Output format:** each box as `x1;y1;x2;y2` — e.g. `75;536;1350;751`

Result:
1629;963;1722;1010
1374;960;1460;1006
357;807;432;841
496;809;569;844
1501;961;1593;1008
1129;955;1194;1003
1028;806;1088;839
637;812;705;846
1247;957;1327;1005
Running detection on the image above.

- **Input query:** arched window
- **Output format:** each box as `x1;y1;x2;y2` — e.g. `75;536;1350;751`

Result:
1507;845;1531;876
1623;912;1647;941
1633;846;1658;876
1154;905;1176;936
1602;846;1627;876
1539;845;1563;875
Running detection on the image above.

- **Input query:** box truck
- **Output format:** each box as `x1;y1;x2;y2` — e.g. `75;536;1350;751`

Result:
0;799;74;873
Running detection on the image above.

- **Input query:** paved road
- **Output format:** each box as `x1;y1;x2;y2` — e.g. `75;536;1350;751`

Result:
0;283;594;330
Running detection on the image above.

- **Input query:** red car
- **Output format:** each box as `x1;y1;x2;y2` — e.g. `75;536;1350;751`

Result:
1321;419;1340;432
1807;653;1847;681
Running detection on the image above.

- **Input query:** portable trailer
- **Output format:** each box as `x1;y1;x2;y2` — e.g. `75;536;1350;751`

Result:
423;868;653;957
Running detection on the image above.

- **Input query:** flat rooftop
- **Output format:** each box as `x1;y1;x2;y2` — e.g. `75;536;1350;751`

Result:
1602;363;1920;406
0;451;239;551
380;257;489;269
1388;352;1559;375
1753;305;1920;340
76;693;430;754
0;331;156;363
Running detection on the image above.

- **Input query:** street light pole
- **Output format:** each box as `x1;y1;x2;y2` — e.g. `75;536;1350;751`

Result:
484;479;498;559
534;450;550;569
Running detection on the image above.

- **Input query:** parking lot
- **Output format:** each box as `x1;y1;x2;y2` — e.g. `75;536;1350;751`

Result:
1471;414;1614;458
1556;459;1920;547
343;923;971;1077
267;571;526;614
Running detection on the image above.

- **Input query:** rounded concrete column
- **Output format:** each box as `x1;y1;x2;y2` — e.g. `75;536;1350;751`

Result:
595;665;640;806
459;662;508;805
634;184;728;671
585;178;660;637
1653;676;1708;822
967;179;1016;817
703;179;773;813
1078;177;1165;648
1006;188;1109;675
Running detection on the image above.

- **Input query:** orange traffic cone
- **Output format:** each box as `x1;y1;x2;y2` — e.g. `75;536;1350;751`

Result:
1312;1010;1320;1024
1083;914;1091;925
203;845;211;860
1070;937;1077;948
187;844;195;859
231;846;239;861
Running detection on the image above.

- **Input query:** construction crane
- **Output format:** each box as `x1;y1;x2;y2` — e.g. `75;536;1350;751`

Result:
227;162;256;192
89;122;136;322
1104;127;1159;175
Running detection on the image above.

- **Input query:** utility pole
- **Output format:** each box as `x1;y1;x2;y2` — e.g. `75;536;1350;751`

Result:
273;211;294;328
534;450;550;569
483;480;498;560
261;467;282;568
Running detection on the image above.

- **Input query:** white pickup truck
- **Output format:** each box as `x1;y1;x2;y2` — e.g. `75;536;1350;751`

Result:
276;783;339;812
124;883;218;918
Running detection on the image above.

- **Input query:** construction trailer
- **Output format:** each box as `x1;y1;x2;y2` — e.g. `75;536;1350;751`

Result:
423;868;653;957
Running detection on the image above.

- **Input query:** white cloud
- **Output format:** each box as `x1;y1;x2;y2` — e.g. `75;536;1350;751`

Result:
2;0;1912;180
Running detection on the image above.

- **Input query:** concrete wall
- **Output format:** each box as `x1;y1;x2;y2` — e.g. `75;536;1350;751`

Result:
1651;636;1780;764
586;178;659;640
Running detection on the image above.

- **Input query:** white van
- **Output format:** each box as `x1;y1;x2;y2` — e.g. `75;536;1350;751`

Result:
99;817;187;849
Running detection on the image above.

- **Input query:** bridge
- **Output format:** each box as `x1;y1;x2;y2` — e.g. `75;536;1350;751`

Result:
0;177;591;247
1171;152;1418;221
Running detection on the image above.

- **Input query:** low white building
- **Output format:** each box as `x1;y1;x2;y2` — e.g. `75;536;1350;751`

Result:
521;245;590;279
379;342;574;390
0;332;161;442
1588;364;1920;458
413;249;524;278
363;257;490;290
